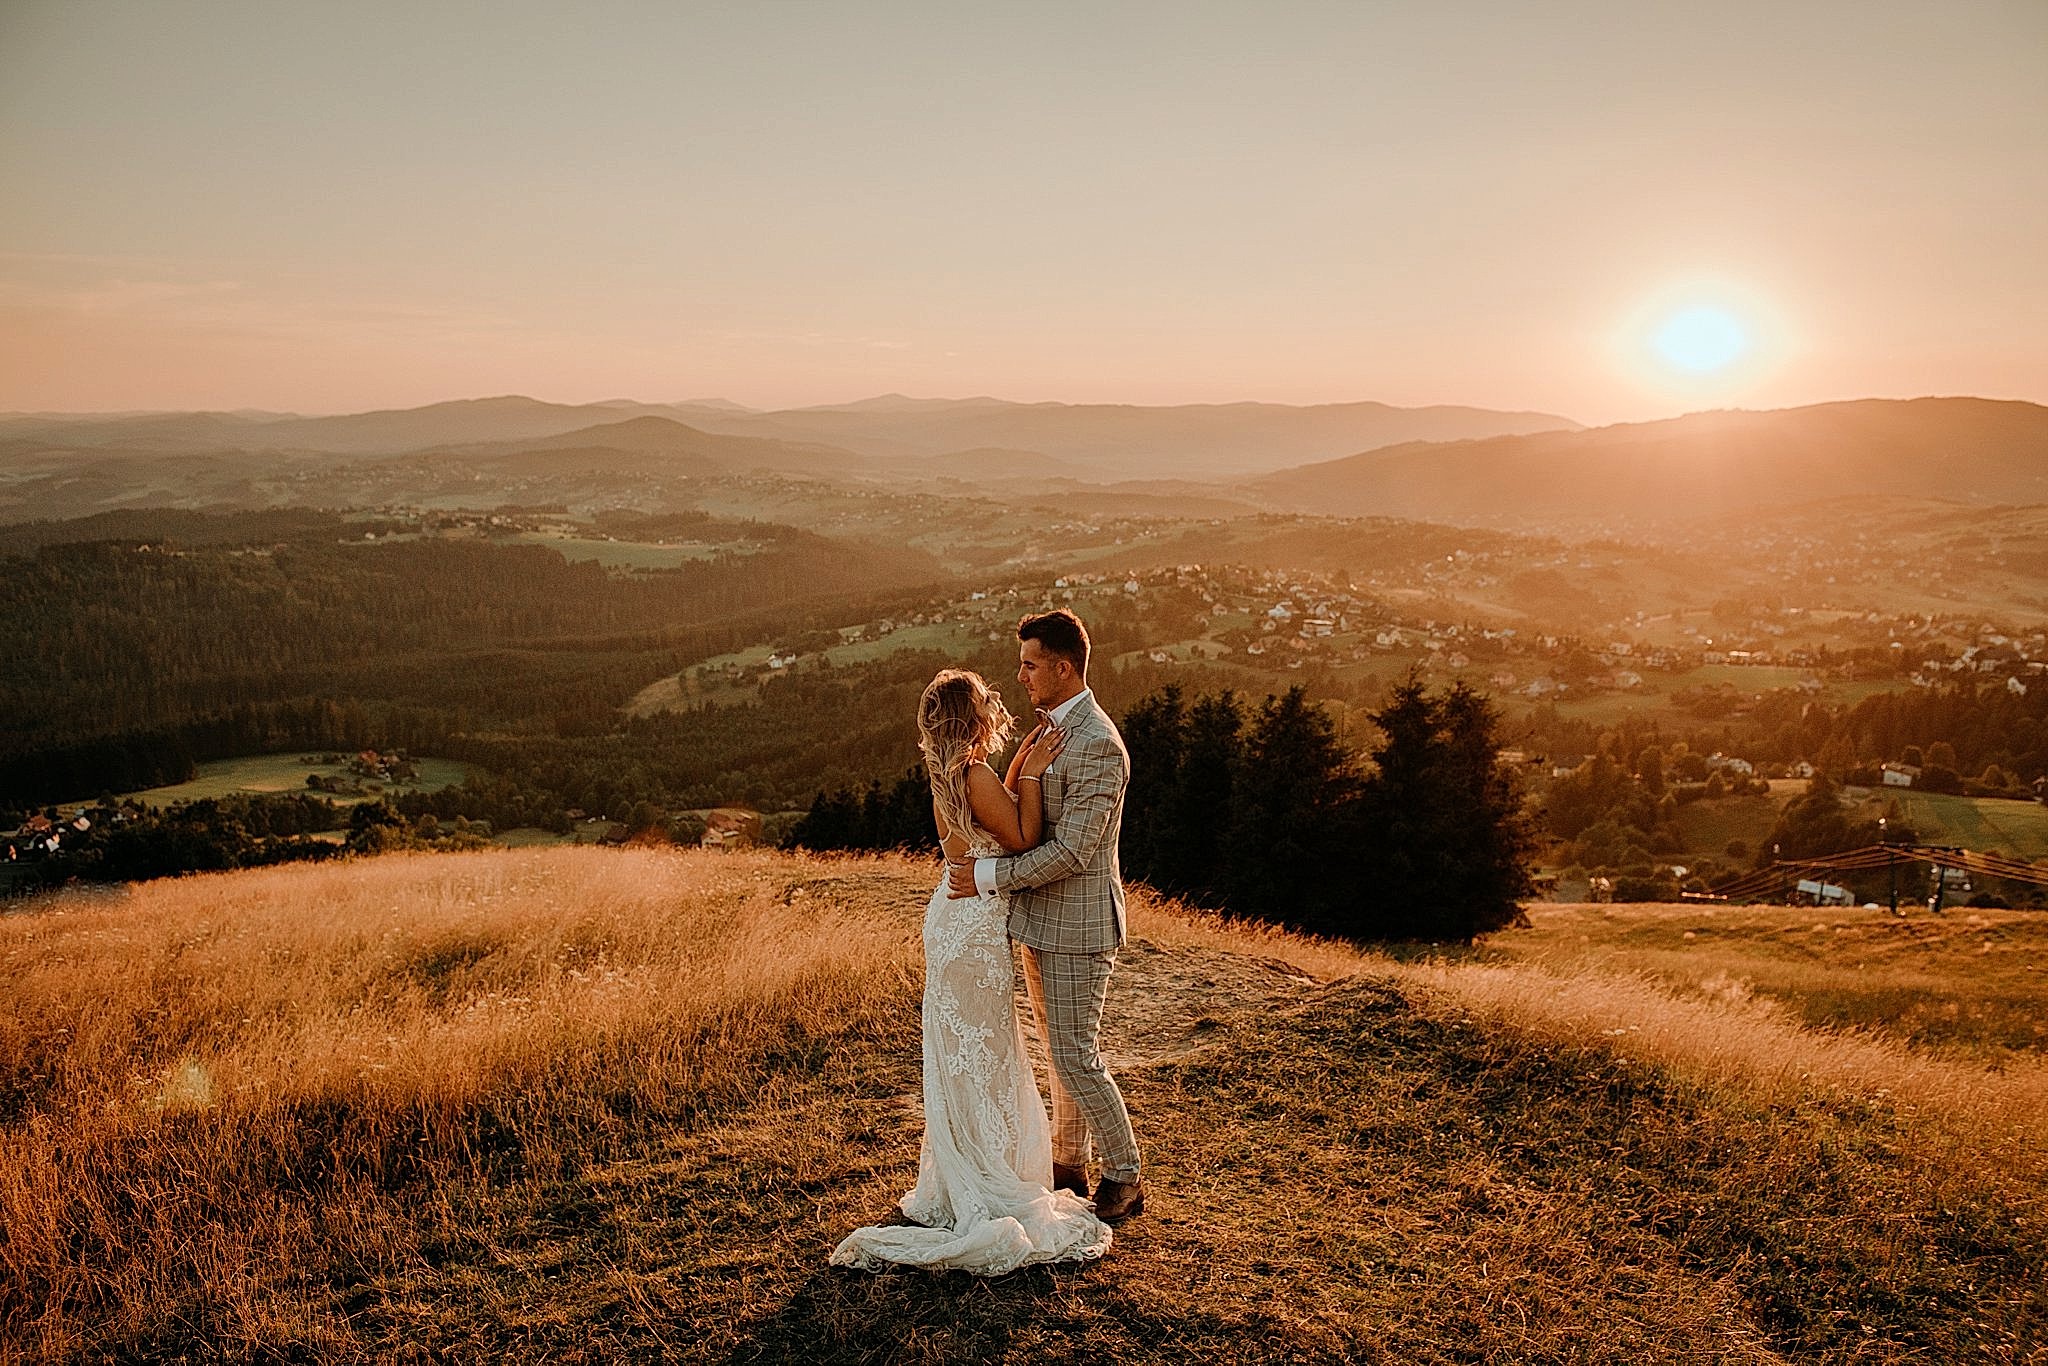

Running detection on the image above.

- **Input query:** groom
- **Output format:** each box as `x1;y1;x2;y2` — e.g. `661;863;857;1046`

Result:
947;608;1145;1222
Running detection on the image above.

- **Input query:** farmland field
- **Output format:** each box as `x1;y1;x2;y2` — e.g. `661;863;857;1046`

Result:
1856;789;2048;859
510;532;723;569
123;755;471;807
822;620;983;666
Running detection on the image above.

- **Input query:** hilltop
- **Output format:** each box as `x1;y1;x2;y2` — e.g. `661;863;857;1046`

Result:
0;393;1579;482
1246;397;2048;531
3;847;2042;1362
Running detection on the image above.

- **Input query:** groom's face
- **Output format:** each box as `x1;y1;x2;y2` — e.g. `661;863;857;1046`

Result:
1017;638;1070;710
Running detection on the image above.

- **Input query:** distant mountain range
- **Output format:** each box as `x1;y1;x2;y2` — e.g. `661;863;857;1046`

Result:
1243;398;2048;530
0;394;1580;480
5;394;2044;535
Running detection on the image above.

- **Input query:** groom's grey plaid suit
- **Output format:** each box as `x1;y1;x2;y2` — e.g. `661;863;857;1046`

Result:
990;692;1142;1183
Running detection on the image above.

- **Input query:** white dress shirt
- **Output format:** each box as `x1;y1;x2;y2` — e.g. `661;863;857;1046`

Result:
974;688;1091;897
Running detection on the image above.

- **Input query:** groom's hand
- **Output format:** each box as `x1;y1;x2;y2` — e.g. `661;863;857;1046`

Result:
946;860;979;899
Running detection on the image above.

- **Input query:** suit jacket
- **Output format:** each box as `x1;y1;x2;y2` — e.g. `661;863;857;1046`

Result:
996;693;1130;953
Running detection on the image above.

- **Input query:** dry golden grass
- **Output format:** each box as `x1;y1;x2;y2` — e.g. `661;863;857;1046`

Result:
1413;902;2048;1183
0;847;926;1360
1495;901;2048;1057
3;853;2044;1362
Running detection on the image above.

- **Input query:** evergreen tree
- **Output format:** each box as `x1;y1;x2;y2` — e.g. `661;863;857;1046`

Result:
1117;685;1188;889
1159;691;1244;904
1358;678;1535;941
787;788;856;850
1222;688;1364;933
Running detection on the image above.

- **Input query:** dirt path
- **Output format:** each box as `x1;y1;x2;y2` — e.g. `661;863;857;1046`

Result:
1020;933;1327;1072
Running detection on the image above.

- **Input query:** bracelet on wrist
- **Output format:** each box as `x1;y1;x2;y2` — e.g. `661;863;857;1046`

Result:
1020;775;1042;783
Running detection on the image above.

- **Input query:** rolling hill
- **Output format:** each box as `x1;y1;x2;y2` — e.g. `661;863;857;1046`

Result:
0;394;1581;479
1246;397;2048;530
665;395;1582;479
4;848;2041;1360
432;415;865;478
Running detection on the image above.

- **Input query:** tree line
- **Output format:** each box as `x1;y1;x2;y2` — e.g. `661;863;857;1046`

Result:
790;679;1535;944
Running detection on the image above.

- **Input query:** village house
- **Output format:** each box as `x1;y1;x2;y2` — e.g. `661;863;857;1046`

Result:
1881;763;1919;788
700;808;763;850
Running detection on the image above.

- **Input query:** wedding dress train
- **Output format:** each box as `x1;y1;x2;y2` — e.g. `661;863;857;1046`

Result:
830;840;1111;1275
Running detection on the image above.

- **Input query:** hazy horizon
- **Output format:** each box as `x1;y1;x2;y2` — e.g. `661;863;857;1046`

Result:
10;387;2048;429
3;1;2043;424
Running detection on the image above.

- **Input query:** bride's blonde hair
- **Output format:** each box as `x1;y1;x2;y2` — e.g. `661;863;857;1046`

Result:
917;669;1016;843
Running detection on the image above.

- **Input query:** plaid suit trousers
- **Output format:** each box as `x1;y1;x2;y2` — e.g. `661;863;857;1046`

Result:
1018;940;1142;1182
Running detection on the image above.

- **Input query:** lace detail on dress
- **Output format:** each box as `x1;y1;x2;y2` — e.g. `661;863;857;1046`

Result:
830;825;1110;1275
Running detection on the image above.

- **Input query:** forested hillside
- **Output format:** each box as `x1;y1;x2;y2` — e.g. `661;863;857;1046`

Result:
2;521;946;743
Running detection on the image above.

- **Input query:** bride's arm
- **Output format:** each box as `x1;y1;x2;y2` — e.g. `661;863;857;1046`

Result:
1003;722;1044;791
966;763;1033;853
1016;766;1045;849
965;727;1065;854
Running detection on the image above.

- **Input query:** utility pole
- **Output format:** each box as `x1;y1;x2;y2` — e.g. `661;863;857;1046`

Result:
1881;816;1900;916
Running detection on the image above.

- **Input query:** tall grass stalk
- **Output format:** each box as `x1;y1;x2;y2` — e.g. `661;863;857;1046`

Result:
0;847;922;1357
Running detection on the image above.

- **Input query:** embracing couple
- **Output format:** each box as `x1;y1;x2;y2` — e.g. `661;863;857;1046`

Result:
831;608;1143;1275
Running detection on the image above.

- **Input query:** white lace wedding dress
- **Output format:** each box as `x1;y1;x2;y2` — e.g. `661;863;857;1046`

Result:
830;834;1111;1274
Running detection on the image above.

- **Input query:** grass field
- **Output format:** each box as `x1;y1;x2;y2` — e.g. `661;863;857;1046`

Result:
510;533;723;570
2;852;2042;1361
628;624;988;717
1856;789;2048;859
121;755;471;807
821;621;983;667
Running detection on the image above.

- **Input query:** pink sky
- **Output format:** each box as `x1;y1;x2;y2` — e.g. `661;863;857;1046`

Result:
1;2;2043;424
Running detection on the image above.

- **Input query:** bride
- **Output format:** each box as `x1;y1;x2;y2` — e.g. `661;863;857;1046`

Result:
830;669;1112;1274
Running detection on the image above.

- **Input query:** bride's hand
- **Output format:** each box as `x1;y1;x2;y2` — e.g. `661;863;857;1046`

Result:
1018;724;1066;779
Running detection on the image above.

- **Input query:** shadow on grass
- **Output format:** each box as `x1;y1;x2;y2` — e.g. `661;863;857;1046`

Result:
719;1260;1093;1365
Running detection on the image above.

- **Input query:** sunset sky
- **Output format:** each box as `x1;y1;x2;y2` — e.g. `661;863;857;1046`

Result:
1;1;2042;424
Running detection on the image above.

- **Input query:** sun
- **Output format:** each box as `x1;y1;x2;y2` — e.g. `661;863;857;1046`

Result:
1614;279;1788;401
1651;305;1751;375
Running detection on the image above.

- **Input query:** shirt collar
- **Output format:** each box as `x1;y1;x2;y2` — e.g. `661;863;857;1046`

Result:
1046;688;1092;726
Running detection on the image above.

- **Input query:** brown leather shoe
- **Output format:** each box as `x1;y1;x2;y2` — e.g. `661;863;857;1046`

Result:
1052;1162;1089;1199
1093;1177;1145;1222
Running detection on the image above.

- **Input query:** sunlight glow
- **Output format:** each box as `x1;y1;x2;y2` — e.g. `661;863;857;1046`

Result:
1613;278;1792;405
1651;306;1750;374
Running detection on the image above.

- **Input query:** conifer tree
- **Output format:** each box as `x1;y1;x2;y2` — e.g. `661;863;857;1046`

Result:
1161;690;1244;905
1358;678;1535;941
1117;685;1187;889
1222;687;1363;933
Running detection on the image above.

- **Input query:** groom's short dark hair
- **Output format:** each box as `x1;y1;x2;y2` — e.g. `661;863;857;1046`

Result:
1018;609;1089;675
